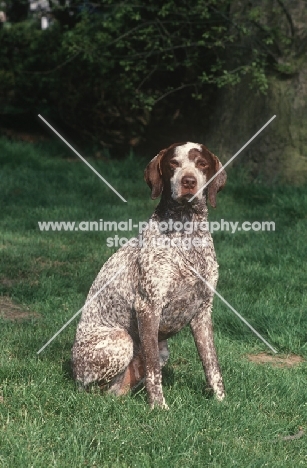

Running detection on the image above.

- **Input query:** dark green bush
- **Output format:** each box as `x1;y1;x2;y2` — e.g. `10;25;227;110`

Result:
0;0;291;151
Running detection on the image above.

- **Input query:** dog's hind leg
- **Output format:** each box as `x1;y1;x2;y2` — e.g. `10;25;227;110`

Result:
72;326;134;389
107;353;144;395
72;329;171;397
107;340;169;396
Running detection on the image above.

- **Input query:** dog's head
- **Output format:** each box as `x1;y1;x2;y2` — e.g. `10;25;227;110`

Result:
144;142;226;208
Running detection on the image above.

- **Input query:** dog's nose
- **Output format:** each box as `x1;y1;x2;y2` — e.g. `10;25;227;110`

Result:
181;175;197;189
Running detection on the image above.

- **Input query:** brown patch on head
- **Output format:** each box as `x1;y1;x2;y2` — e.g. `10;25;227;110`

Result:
0;296;40;321
247;352;304;368
144;148;167;199
144;143;180;199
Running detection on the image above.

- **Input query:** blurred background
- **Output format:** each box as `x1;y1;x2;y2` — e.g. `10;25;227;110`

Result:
0;0;307;182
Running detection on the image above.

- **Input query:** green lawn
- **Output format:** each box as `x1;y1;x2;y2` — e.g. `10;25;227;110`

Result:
0;137;307;467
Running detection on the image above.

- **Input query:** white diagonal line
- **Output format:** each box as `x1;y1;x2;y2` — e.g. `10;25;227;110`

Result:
37;265;126;354
189;115;276;202
38;114;127;202
190;266;278;354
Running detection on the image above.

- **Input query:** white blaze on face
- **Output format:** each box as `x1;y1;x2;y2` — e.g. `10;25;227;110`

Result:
171;142;207;200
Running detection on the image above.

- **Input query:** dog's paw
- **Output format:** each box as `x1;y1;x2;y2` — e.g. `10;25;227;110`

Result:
215;391;225;401
150;397;169;410
161;401;169;410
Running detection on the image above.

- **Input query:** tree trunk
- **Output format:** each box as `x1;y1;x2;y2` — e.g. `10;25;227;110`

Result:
206;0;307;184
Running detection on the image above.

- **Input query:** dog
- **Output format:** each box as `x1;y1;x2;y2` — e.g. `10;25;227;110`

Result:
72;142;227;408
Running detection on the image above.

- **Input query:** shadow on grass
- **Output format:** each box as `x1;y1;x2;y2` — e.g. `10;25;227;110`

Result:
161;365;175;388
62;358;74;382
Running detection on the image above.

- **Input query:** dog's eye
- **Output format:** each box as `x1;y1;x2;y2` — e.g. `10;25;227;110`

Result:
170;159;179;169
197;161;209;170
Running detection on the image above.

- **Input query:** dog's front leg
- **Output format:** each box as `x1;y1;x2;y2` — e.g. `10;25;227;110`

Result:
137;304;168;409
190;309;225;401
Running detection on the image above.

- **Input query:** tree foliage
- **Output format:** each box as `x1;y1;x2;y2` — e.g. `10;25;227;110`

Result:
0;0;299;150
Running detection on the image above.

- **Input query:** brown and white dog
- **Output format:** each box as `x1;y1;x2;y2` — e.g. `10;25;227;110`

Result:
72;142;226;408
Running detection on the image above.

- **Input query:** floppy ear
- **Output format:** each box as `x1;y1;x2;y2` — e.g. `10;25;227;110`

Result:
207;157;227;208
144;149;167;199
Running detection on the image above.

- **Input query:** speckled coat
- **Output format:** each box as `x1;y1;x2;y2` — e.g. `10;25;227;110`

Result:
72;142;227;408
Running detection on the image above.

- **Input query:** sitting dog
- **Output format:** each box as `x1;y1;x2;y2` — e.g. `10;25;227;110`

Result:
72;142;226;408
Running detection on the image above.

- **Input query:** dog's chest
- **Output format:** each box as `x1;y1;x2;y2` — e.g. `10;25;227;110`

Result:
158;281;205;337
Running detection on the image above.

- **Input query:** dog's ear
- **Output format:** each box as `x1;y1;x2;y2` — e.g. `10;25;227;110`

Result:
207;156;227;208
144;149;167;199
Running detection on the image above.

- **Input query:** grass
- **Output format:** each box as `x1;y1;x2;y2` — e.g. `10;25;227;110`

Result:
0;136;307;467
